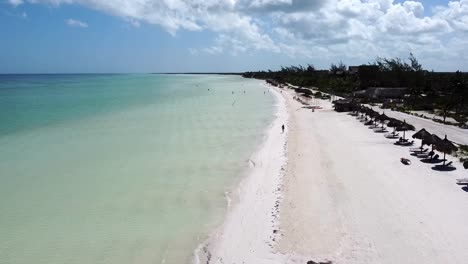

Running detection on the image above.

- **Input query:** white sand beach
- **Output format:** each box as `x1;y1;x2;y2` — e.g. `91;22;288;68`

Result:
278;87;468;263
198;83;468;264
196;87;289;264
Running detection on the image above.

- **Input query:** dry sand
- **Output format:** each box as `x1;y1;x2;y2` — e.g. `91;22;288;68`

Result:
278;88;468;264
196;84;468;264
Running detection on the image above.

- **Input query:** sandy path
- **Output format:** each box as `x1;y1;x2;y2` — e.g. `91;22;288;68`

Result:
368;106;468;145
278;88;468;264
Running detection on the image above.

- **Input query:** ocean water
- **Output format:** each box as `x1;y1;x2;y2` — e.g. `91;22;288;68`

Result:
0;74;274;264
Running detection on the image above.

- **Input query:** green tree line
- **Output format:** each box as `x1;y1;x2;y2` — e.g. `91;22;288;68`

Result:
243;54;468;123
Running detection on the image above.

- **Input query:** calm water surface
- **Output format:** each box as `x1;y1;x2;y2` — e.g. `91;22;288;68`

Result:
0;74;274;264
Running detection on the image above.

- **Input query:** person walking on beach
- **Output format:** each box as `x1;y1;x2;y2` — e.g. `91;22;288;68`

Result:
282;124;285;134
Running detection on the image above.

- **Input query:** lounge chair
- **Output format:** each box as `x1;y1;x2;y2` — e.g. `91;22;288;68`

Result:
395;140;414;146
456;178;468;185
410;147;424;151
415;149;428;155
410;149;428;156
374;127;388;133
417;151;434;159
385;133;399;139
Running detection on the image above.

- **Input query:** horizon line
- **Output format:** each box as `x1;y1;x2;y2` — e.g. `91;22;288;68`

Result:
0;72;245;75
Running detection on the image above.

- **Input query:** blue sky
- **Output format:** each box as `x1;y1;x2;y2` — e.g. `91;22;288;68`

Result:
1;0;468;73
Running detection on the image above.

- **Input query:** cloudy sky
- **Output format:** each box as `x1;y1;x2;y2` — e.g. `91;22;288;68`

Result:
1;0;467;73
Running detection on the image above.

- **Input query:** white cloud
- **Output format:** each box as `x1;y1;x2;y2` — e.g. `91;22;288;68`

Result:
271;0;460;64
126;18;140;28
66;18;88;28
8;0;23;6
203;46;223;55
188;48;199;55
434;0;468;31
8;0;468;69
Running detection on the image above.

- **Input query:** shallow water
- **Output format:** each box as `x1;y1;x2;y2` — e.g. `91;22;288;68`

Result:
0;74;274;264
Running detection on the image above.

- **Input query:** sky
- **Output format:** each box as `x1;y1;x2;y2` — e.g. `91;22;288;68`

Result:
1;0;468;73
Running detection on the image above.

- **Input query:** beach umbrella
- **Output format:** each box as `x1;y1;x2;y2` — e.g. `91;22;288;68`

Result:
363;109;377;125
372;110;380;118
423;134;444;153
349;102;361;115
369;110;380;127
358;106;367;119
376;112;391;124
366;109;378;118
360;107;369;119
434;135;458;166
386;118;402;135
412;128;431;149
396;120;411;140
387;118;402;128
376;112;391;131
412;128;431;140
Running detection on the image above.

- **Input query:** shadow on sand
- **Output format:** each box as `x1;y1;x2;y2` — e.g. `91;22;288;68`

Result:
394;142;414;147
307;261;333;264
374;129;387;133
431;165;457;172
421;158;445;164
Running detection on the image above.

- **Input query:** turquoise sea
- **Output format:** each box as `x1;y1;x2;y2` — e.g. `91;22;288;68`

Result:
0;74;274;264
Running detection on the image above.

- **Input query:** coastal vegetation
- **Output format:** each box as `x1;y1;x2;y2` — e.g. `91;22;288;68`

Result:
243;54;468;127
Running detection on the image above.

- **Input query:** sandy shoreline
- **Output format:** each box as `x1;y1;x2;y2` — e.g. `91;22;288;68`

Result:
194;85;289;264
195;82;468;264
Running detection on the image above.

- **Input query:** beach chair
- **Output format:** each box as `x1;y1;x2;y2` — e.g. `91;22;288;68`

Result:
374;127;388;133
395;140;414;146
417;151;434;159
410;148;427;153
410;149;427;156
385;133;399;139
456;178;468;185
